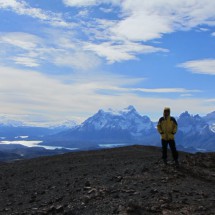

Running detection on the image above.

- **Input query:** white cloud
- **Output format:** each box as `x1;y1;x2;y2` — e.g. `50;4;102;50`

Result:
0;31;101;70
0;65;143;123
0;32;40;49
111;12;173;42
113;0;215;41
63;0;118;7
12;56;40;67
54;51;101;70
76;9;89;17
0;0;73;28
98;86;200;94
199;28;209;32
0;65;208;124
179;59;215;75
0;32;43;67
61;0;215;62
84;41;168;63
212;32;215;36
205;99;215;103
63;0;98;7
180;94;193;97
4;1;215;64
63;0;215;42
129;88;200;93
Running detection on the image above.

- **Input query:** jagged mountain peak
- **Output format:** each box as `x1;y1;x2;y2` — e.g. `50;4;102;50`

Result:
96;105;138;117
179;111;191;118
78;106;155;136
122;105;136;112
204;111;215;120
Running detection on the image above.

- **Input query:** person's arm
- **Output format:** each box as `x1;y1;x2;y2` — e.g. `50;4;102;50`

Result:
171;117;178;134
157;118;164;134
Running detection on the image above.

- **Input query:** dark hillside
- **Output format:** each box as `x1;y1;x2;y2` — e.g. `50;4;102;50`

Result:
0;145;214;214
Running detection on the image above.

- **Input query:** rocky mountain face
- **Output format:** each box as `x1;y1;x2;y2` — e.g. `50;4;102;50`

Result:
77;105;157;141
176;111;215;151
0;145;214;214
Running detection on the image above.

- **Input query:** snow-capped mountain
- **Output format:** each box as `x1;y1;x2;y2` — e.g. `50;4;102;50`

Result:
43;106;159;148
50;120;78;130
0;116;25;127
203;111;215;133
80;106;155;136
2;107;215;152
177;111;207;135
43;107;215;152
0;117;78;140
176;111;215;151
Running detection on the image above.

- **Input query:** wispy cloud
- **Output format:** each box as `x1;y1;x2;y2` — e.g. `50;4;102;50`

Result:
178;59;215;75
0;0;214;125
0;32;43;67
12;56;40;67
61;0;215;62
63;0;104;7
129;88;200;93
98;86;200;94
0;31;101;70
205;99;215;103
2;1;214;64
0;32;40;49
0;0;73;28
84;41;168;63
63;0;215;41
0;65;206;124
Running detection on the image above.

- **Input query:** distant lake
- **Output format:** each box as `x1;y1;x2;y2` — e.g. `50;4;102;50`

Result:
1;140;42;147
99;143;126;148
0;140;78;151
1;140;127;151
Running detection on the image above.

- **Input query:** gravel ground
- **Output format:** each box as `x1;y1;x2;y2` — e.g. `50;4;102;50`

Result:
0;145;214;215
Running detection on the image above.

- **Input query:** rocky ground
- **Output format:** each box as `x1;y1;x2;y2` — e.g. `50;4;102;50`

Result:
0;145;214;215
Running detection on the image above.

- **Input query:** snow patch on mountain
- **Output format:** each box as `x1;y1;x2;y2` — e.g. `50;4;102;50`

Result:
203;111;215;133
80;106;155;135
50;120;78;129
177;111;207;135
0;116;25;127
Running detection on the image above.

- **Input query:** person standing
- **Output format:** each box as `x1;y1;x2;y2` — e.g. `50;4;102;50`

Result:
157;107;179;167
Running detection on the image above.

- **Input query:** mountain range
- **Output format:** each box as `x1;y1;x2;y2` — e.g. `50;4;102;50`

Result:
0;106;215;154
42;106;215;152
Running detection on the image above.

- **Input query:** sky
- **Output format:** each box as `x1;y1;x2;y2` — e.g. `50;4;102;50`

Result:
0;0;215;126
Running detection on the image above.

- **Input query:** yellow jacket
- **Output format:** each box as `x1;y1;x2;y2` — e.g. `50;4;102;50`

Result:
157;116;178;140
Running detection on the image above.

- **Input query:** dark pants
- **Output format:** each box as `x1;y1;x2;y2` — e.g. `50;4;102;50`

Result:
162;139;178;162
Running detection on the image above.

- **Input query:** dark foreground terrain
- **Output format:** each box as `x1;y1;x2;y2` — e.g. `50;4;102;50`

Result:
0;145;214;215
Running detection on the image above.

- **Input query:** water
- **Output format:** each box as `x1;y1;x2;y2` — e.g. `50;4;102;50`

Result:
99;143;126;148
1;141;127;151
1;140;42;147
0;140;78;151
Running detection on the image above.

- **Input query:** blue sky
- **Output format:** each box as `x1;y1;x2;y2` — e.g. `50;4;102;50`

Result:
0;0;215;125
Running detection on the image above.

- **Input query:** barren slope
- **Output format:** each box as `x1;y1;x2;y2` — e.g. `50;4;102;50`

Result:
0;145;214;215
